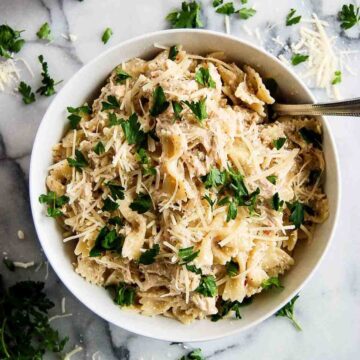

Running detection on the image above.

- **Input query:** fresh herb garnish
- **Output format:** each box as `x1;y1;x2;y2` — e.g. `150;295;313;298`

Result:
139;244;160;265
38;191;69;218
0;280;68;358
338;4;360;29
101;27;113;44
136;148;156;176
238;7;256;19
107;182;125;200
115;68;131;83
216;2;236;15
172;100;183;121
226;260;239;277
276;294;302;330
3;258;15;271
180;348;204;360
271;192;284;211
0;24;25;59
261;276;283;290
226;200;238;221
168;45;179;60
202;167;227;189
291;53;309;65
195;67;216;88
90;226;124;257
299;127;322;148
130;193;152;214
67;104;91;129
101;95;120;111
286;8;302;26
203;194;216;211
196;275;217;297
67;149;88;170
36;22;52;40
266;175;277;185
211;297;252;321
108;112;122;126
114;282;136;307
212;0;223;7
186;265;202;275
108;216;123;226
288;201;305;229
332;70;342;85
178;246;200;265
18;81;36;104
183;98;208;122
94;141;105;155
166;1;203;29
37;55;61;96
121;113;146;146
273;137;286;150
150;86;170;117
102;197;119;212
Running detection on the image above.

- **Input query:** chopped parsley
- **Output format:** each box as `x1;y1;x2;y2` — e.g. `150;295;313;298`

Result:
195;67;216;88
172;100;183;120
67;149;88;170
266;175;277;185
130;193;152;214
178;246;200;265
286;8;302;26
183;98;208;122
226;260;239;277
261;276;283;290
186;265;202;275
37;55;61;96
108;112;122;126
166;1;203;29
115;68;131;83
101;27;113;44
168;45;179;61
226;200;238;221
121;113;146;147
67;104;91;129
101;95;120;111
271;192;284;211
90;226;124;257
212;0;223;7
203;194;216;211
211;297;252;321
0;281;68;358
36;22;52;40
139;244;160;265
108;216;123;226
288;201;305;229
291;53;309;66
0;24;25;59
202;167;227;189
136;148;156;176
180;348;204;360
338;4;360;29
150;86;170;117
38;191;69;218
93;141;105;155
238;7;256;19
332;70;342;85
276;294;302;330
299;127;322;148
102;197;119;212
18;81;36;104
196;275;217;297
216;2;236;15
114;282;136;307
273;137;286;150
3;258;15;271
107;180;125;199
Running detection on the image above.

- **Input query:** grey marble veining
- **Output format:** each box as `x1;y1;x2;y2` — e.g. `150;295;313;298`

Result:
0;0;360;359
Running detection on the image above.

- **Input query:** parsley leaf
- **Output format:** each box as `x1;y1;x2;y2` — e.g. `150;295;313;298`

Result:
136;148;156;176
266;175;277;185
121;113;146;146
202;167;227;189
107;182;125;200
299;127;322;148
195;67;216;88
0;24;25;59
139;244;160;265
238;7;256;19
172;100;183;120
271;192;284;211
178;246;200;265
286;8;302;26
114;282;136;307
273;137;286;150
115;68;131;83
102;27;113;44
38;191;69;218
183;98;208;122
36;22;52;40
226;260;239;277
288;201;305;229
166;1;203;29
291;53;309;65
203;194;216;211
186;265;202;275
276;294;302;330
196;275;217;297
226;200;238;222
211;297;252;321
3;258;15;271
180;348;204;360
102;197;119;212
150;86;170;117
108;112;122;127
212;0;223;7
37;55;61;96
130;193;152;214
18;81;35;104
339;4;360;29
261;276;283;290
332;70;342;85
108;216;123;226
90;226;124;257
67;149;88;171
101;95;120;111
67;104;91;129
216;2;236;15
94;141;105;155
168;45;179;61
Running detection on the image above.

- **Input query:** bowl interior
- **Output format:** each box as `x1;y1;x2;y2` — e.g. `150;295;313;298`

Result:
30;30;339;342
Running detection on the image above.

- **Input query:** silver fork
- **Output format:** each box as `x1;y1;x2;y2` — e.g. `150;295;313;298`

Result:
272;97;360;116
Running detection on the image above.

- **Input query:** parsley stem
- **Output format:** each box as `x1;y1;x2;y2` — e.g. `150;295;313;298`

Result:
1;318;10;358
291;315;302;331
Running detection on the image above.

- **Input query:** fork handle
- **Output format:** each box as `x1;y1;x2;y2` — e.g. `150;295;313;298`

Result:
273;97;360;116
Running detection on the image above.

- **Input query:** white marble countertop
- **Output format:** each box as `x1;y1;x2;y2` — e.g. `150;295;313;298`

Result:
0;0;359;359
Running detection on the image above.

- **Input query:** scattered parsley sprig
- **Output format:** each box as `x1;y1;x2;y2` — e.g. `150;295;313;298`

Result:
166;1;203;29
338;4;360;29
276;294;302;330
0;24;25;59
38;191;69;218
37;55;62;97
18;81;36;104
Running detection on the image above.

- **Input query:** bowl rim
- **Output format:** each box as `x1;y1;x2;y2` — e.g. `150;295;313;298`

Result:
29;28;341;342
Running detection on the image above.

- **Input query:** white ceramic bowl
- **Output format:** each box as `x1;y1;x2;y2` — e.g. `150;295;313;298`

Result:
30;29;340;342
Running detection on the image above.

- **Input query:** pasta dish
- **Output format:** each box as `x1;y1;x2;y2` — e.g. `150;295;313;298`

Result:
41;45;328;323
